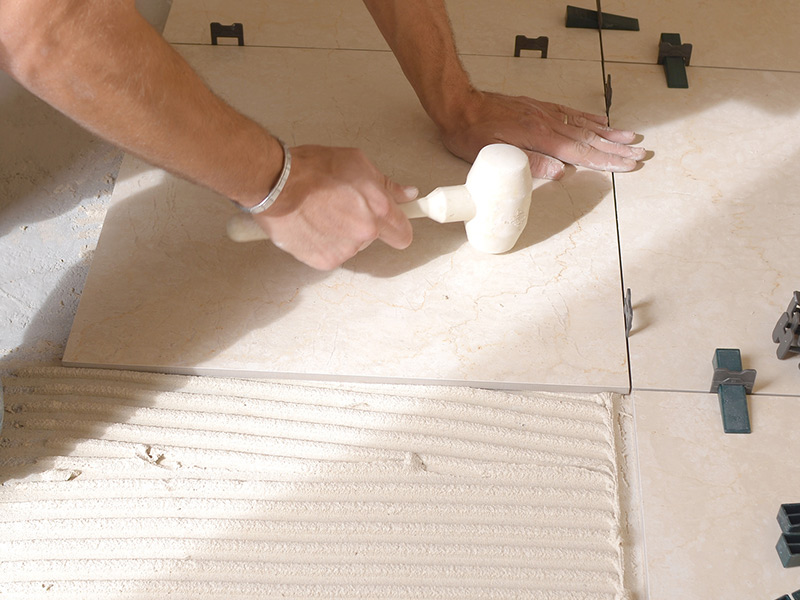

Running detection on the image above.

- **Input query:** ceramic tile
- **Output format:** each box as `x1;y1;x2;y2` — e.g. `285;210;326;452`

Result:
163;0;603;61
633;389;800;599
608;62;800;395
63;47;629;391
601;0;800;72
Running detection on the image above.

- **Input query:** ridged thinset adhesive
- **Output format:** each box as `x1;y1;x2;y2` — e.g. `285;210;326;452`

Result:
1;367;628;599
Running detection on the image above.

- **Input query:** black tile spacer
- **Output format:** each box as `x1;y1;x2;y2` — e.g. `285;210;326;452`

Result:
211;22;244;46
565;5;639;31
514;35;549;58
777;533;800;568
710;348;755;434
658;33;692;88
604;73;613;113
772;291;800;360
775;593;800;600
779;504;800;534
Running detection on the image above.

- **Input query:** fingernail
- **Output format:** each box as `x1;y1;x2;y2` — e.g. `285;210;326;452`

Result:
547;161;566;179
403;186;419;200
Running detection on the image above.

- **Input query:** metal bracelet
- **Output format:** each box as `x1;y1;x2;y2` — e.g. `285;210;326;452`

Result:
240;139;291;215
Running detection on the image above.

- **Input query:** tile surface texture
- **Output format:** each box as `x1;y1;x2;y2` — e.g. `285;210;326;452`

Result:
163;0;603;61
602;0;800;72
633;389;800;599
64;47;629;391
608;62;800;395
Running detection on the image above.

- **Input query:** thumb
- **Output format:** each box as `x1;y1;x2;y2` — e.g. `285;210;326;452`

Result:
526;151;566;180
400;185;420;202
386;178;419;204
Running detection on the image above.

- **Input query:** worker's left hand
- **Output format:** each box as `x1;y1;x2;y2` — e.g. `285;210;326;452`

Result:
442;91;647;180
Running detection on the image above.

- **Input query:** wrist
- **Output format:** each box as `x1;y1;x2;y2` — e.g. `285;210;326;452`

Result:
233;136;287;211
237;139;291;214
432;86;484;139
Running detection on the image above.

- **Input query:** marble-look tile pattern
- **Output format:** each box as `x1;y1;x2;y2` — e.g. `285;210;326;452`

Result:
163;0;603;61
609;62;800;395
63;48;629;391
601;0;800;72
633;389;800;599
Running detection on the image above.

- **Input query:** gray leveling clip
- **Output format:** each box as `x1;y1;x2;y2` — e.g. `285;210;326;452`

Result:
710;348;755;434
777;504;800;569
658;33;692;88
772;291;800;365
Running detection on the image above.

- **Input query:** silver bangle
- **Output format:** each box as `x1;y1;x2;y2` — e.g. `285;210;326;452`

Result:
240;139;291;214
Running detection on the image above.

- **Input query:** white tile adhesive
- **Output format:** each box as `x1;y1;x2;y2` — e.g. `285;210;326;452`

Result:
0;367;629;599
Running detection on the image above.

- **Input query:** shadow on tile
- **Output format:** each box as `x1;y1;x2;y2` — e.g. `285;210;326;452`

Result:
518;169;611;251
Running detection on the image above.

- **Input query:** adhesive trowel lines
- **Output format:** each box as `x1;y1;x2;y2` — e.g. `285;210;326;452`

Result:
0;367;628;599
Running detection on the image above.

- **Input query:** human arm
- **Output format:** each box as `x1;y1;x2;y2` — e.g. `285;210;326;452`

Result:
0;0;413;270
361;0;645;179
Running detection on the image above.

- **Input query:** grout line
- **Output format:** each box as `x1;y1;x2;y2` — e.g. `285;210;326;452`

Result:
603;59;800;76
594;1;633;397
170;40;608;65
610;172;632;396
630;386;800;398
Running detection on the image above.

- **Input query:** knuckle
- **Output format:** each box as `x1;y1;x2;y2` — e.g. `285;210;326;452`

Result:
572;114;589;128
357;221;381;242
526;120;551;139
580;127;598;144
572;140;593;159
371;196;394;221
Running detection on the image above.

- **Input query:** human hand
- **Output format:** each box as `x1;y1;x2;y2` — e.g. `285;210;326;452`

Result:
442;91;646;180
251;145;417;270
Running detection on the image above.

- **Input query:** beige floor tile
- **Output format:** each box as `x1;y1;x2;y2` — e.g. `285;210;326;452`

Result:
163;0;603;61
601;0;800;72
633;389;800;599
63;47;628;390
608;62;800;395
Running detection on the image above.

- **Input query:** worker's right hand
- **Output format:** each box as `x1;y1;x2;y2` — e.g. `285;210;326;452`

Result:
250;145;417;270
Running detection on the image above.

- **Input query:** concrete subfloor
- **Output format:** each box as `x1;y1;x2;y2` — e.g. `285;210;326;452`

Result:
0;0;172;375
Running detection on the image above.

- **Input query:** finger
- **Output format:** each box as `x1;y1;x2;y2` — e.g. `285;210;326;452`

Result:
396;184;420;204
555;121;646;163
562;112;639;146
563;139;639;172
591;133;647;161
376;178;415;250
524;150;566;180
554;105;608;127
583;119;639;145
